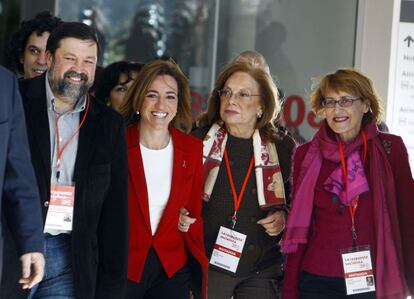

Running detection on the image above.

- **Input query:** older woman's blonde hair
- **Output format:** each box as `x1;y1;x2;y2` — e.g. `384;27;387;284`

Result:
120;59;192;132
198;61;282;142
310;68;383;124
233;50;270;74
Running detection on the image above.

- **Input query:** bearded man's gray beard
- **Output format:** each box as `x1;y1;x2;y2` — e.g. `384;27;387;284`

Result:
48;61;93;103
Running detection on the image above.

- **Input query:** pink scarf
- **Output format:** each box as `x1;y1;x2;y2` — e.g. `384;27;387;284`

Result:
323;145;369;206
281;121;409;299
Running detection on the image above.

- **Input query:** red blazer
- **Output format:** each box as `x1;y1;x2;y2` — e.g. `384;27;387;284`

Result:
126;124;208;298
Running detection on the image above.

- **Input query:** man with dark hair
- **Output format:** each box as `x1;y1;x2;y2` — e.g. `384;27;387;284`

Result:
18;22;128;299
8;11;62;79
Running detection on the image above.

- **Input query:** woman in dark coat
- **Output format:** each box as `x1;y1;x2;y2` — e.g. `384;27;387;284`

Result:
181;61;295;299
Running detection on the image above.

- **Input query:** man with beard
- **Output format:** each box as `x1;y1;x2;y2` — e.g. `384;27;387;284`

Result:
8;11;62;79
18;22;128;299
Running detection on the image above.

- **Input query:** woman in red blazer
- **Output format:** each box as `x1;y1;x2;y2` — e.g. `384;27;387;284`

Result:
120;59;208;299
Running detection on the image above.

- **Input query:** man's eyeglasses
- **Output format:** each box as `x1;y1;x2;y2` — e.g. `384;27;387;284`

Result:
321;96;361;108
218;89;261;101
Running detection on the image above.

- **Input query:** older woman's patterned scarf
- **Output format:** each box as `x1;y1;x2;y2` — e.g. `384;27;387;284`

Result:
281;121;409;299
201;122;286;209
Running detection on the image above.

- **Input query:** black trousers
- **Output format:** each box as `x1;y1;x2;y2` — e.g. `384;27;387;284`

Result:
299;271;376;299
126;247;190;299
206;263;281;299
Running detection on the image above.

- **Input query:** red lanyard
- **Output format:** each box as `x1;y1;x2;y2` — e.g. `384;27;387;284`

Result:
223;149;254;229
338;129;367;245
54;94;90;180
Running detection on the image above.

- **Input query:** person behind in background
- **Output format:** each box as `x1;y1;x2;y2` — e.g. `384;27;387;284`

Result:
87;65;103;98
281;68;414;299
0;65;45;291
95;61;144;112
120;59;208;299
18;22;128;299
8;11;62;79
181;61;295;299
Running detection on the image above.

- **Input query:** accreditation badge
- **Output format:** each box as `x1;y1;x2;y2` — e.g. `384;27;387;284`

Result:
341;246;375;295
44;185;75;232
209;226;247;273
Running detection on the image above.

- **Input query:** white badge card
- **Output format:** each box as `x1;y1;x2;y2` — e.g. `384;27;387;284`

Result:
44;185;75;232
341;248;375;295
210;226;247;273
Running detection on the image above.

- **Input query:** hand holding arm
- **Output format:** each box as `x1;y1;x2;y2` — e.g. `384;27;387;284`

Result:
257;209;286;236
178;207;196;232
